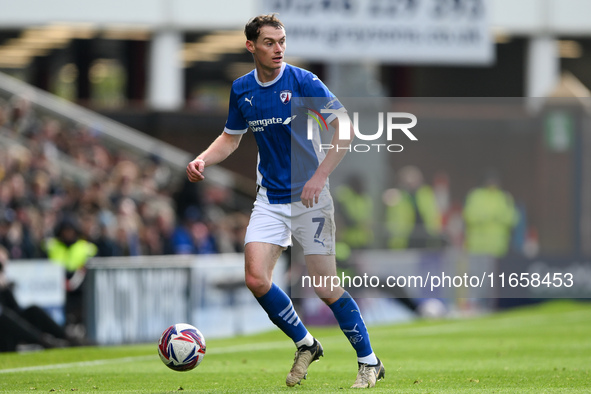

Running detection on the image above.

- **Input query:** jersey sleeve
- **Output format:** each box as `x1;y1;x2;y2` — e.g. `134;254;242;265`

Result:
224;85;248;135
302;73;346;124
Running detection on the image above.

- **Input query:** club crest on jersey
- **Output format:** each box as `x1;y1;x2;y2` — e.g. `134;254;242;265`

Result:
279;90;292;104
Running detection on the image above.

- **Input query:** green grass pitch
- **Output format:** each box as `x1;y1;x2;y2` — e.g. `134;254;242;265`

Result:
0;300;590;393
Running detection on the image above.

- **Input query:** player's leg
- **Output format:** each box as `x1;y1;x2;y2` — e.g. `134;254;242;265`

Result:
244;241;284;297
294;191;384;388
243;201;320;386
305;254;385;388
245;242;321;387
245;240;313;345
304;255;378;358
295;191;376;359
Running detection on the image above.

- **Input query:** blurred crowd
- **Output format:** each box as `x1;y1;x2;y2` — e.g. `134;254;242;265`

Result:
0;93;535;264
334;165;537;259
0;95;250;262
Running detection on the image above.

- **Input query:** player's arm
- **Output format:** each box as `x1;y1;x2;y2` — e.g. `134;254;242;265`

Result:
300;117;354;208
186;131;243;183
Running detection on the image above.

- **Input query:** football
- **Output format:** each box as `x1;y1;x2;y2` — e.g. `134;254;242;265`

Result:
158;323;206;371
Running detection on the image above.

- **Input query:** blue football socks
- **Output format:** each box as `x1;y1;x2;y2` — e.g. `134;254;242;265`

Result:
257;285;376;361
329;291;376;362
256;283;309;345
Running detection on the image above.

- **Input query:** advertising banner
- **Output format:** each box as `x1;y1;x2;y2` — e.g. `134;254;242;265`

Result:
261;0;493;64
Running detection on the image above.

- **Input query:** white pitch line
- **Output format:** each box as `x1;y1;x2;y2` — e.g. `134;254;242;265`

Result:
0;356;153;374
0;339;298;374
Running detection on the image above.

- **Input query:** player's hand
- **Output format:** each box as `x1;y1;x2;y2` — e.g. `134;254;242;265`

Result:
301;173;327;208
186;158;206;182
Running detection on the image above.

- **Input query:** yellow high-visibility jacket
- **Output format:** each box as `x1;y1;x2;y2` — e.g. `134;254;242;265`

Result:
335;185;374;249
45;238;97;272
385;186;441;249
463;186;518;257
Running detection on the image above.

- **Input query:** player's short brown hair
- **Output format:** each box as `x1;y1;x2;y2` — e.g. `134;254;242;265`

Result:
244;13;284;42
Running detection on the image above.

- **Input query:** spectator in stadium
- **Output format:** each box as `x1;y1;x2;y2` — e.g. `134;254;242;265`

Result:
0;209;15;256
93;220;120;257
173;178;205;228
5;95;40;137
0;98;8;128
112;197;142;256
383;165;444;249
44;216;97;336
171;206;217;255
334;174;374;251
0;245;72;352
463;169;519;257
138;201;176;255
8;200;42;259
214;211;250;253
188;220;218;254
185;14;384;388
108;160;141;207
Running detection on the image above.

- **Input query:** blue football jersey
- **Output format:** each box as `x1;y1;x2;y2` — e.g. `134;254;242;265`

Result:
224;63;343;204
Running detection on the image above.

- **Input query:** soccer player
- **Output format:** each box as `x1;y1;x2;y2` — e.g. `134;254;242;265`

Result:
186;14;385;388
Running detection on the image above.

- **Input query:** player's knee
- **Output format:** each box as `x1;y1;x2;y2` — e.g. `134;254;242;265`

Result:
313;283;343;303
244;272;272;297
320;296;341;305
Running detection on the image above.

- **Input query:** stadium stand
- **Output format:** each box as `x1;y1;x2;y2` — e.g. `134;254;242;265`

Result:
0;71;252;259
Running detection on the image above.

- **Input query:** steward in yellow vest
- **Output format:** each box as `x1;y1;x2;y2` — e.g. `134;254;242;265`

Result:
335;183;374;250
334;175;374;273
45;237;97;274
45;217;97;326
384;166;442;249
463;172;518;257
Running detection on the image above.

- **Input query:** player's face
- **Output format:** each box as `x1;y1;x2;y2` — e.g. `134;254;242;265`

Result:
248;25;286;77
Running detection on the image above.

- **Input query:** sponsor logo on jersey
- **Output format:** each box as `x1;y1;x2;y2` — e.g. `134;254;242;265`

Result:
283;115;297;124
248;117;283;132
248;114;297;132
